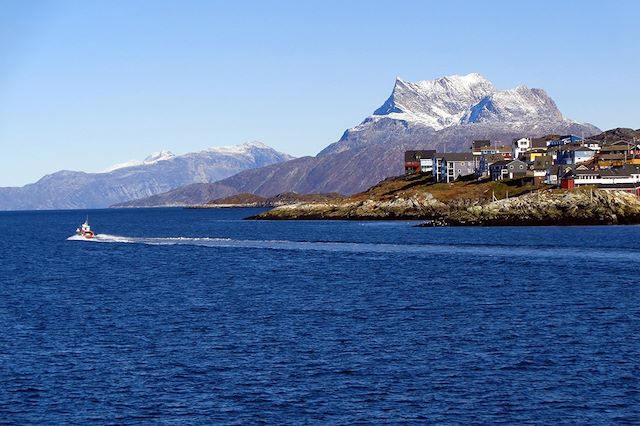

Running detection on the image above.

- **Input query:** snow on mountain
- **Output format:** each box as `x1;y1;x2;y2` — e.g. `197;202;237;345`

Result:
103;150;176;172
322;73;599;156
103;142;287;173
0;142;293;210
461;85;564;124
365;73;585;131
81;73;603;208
372;73;496;130
205;141;271;155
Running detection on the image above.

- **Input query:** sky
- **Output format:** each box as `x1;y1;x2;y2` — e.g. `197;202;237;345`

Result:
1;0;639;186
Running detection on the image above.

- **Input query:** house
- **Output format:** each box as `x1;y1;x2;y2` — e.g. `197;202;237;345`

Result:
404;150;436;174
556;145;596;165
595;153;640;168
597;141;640;161
524;148;548;163
560;164;640;188
546;134;583;148
546;165;574;186
512;137;531;160
531;137;551;150
489;159;527;181
478;153;505;178
471;140;491;156
582;139;601;151
439;153;477;183
598;165;640;185
433;154;445;182
533;155;554;170
533;155;554;186
494;145;513;159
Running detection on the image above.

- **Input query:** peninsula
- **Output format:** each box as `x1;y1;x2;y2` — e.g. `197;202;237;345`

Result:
248;173;640;226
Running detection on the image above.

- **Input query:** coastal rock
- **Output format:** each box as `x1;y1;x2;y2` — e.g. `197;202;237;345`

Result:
250;192;447;220
444;189;640;226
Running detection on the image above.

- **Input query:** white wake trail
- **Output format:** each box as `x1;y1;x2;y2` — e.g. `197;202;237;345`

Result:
66;233;640;261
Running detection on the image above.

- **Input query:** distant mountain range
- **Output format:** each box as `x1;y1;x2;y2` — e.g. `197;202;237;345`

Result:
0;142;292;210
119;73;601;207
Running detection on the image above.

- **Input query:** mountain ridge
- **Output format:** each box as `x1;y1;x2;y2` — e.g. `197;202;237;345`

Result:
0;142;293;210
117;73;601;207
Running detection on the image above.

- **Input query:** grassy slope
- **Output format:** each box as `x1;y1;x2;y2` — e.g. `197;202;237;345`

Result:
351;173;539;204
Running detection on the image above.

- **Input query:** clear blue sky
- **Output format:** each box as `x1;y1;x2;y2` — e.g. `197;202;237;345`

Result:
1;0;639;186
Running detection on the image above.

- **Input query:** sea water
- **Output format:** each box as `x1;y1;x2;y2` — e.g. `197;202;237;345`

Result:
0;208;638;423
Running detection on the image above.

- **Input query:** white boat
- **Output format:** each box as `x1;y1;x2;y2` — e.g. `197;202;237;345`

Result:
76;217;95;239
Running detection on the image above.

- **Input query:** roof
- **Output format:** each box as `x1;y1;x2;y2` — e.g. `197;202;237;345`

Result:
599;145;633;153
530;138;549;149
609;140;636;147
600;165;640;177
558;145;594;152
597;153;626;160
442;153;475;162
597;183;640;189
472;140;491;149
574;169;599;176
533;155;554;170
551;164;575;175
490;159;525;167
405;150;436;162
482;153;507;163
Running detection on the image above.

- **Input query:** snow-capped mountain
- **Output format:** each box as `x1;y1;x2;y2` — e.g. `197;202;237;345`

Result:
119;73;600;206
0;142;293;210
102;150;177;172
322;73;599;156
373;73;496;129
461;85;565;124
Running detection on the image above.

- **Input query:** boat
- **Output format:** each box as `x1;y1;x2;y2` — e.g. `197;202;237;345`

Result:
76;217;95;239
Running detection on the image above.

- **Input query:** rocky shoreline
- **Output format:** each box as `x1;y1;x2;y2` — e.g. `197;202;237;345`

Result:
434;189;640;226
248;175;640;226
188;192;345;209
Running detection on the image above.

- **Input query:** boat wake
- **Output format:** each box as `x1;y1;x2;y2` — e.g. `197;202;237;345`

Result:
66;233;640;261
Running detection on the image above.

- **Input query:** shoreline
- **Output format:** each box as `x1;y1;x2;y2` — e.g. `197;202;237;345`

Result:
248;175;640;226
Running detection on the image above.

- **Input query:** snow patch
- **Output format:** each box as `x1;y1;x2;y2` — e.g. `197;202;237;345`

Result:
205;141;270;155
103;150;175;172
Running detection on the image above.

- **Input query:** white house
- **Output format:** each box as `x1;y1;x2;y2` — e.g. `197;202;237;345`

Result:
513;138;531;160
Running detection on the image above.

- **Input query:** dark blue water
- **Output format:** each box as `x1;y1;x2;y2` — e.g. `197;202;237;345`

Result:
0;208;638;424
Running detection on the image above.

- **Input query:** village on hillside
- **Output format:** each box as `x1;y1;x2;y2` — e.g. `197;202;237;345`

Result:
404;133;640;195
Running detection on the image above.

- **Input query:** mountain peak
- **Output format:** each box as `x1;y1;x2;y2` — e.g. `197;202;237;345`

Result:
144;150;175;163
103;150;175;172
372;73;496;130
462;86;563;124
368;73;585;131
205;141;289;158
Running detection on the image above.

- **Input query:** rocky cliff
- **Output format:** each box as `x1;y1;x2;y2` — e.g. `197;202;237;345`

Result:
442;189;640;226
